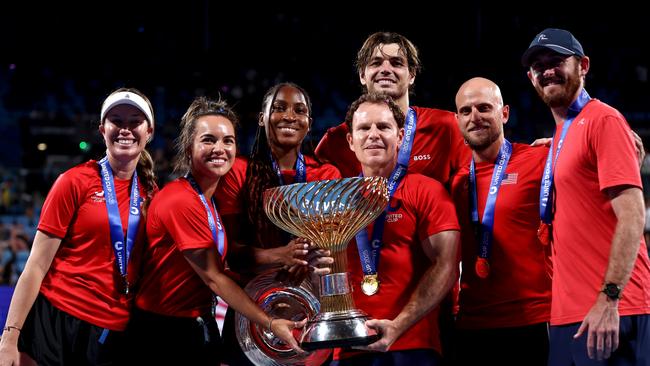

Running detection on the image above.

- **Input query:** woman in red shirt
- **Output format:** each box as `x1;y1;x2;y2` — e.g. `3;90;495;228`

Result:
217;83;340;365
128;96;302;365
0;88;157;366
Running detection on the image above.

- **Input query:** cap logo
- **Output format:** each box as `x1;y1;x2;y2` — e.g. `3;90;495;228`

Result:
538;34;548;41
100;91;154;126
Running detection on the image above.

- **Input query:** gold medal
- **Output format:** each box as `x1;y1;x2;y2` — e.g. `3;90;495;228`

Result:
475;257;490;279
361;274;379;296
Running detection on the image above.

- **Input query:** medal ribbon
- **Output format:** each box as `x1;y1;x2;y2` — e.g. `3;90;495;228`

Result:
540;89;591;223
271;151;306;185
98;156;141;292
355;108;417;277
469;140;512;265
185;174;225;257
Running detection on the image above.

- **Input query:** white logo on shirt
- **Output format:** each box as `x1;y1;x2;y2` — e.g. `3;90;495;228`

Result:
386;213;403;223
91;191;106;203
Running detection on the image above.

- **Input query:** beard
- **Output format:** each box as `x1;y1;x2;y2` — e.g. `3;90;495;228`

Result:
463;125;502;152
367;83;407;101
535;63;582;108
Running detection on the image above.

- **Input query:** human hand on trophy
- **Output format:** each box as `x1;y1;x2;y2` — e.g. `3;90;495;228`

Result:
304;244;333;275
268;317;309;354
272;237;311;267
353;318;402;353
281;240;333;286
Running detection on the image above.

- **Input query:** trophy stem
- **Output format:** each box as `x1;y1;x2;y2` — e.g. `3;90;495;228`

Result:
319;250;355;312
320;294;355;313
331;249;348;274
300;248;379;350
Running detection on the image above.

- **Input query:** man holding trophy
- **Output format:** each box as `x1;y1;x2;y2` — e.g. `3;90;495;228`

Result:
332;93;460;365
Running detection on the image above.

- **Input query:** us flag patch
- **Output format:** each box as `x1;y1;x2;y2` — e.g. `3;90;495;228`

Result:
501;173;518;185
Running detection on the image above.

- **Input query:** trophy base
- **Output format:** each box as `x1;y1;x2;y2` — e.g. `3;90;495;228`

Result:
300;309;379;351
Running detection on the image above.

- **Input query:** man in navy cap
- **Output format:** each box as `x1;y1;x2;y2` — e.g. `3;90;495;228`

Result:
523;28;650;365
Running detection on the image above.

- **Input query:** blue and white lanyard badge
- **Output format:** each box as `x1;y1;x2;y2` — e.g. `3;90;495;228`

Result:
355;108;417;295
271;151;307;244
186;174;226;317
271;151;307;185
185;174;225;257
98;156;142;296
539;89;591;224
469;140;512;279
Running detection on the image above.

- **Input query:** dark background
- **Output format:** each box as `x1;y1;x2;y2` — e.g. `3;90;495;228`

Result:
1;4;649;206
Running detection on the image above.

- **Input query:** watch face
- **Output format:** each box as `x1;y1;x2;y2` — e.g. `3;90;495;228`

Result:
603;283;622;299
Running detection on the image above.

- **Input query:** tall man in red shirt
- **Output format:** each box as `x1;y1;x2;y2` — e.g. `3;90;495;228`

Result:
315;32;470;184
315;33;470;361
522;28;650;365
331;93;459;366
450;77;551;365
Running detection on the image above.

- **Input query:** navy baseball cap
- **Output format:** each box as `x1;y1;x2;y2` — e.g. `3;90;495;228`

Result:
521;28;585;67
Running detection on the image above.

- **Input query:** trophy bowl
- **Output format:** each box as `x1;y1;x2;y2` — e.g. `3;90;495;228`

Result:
262;176;389;351
235;269;332;366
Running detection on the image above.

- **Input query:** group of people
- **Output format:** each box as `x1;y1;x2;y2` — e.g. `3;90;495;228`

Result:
0;27;647;366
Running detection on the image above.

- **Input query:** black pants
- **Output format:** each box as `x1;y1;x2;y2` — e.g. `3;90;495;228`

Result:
18;293;124;366
331;349;442;366
549;315;650;366
454;322;549;366
125;307;221;366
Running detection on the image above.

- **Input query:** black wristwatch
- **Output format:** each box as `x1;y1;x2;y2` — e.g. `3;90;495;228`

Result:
601;283;623;300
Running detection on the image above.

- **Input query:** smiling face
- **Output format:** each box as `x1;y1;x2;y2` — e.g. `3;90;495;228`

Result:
261;85;311;151
527;50;588;108
100;104;152;164
190;115;236;181
347;101;404;172
455;78;508;152
359;43;415;100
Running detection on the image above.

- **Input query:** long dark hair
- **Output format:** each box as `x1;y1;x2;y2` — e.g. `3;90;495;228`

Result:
243;82;313;247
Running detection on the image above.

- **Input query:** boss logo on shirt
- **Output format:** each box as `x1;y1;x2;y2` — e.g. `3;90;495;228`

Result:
412;154;431;161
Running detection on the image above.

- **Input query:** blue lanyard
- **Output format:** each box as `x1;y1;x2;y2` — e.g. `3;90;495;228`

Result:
539;89;591;223
186;174;225;256
98;157;141;283
469;140;512;262
271;152;306;185
355;108;417;276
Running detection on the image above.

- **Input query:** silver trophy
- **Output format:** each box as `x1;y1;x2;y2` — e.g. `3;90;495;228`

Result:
263;176;389;350
235;269;331;366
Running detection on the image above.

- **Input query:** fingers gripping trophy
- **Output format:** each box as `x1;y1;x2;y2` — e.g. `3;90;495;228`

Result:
264;176;389;350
